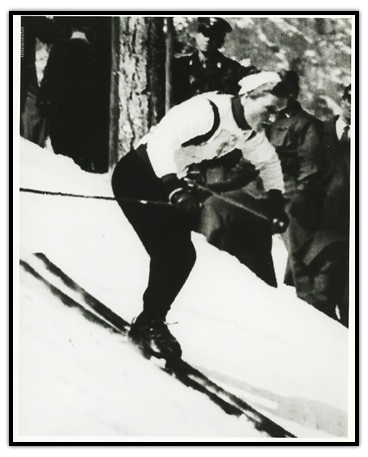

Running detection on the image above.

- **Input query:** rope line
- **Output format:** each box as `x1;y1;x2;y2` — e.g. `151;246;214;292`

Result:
19;184;269;220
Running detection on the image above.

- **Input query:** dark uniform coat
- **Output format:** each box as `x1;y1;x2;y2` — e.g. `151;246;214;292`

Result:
38;17;111;172
295;116;350;259
20;16;55;146
301;116;350;319
268;100;324;257
172;50;255;105
267;100;326;302
268;103;350;321
319;116;350;233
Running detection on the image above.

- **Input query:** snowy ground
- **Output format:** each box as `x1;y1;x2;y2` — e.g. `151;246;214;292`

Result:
13;138;354;443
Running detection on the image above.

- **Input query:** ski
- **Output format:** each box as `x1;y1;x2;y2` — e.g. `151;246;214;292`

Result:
20;253;295;438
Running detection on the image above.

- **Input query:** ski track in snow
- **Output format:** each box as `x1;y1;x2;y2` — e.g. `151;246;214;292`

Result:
15;138;351;441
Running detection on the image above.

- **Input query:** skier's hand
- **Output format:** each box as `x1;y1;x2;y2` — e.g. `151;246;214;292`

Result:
170;189;202;217
266;189;289;234
161;173;202;221
271;212;289;234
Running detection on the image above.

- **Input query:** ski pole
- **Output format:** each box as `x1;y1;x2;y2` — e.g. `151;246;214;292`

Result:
187;181;288;233
187;181;269;221
19;187;171;206
19;186;287;231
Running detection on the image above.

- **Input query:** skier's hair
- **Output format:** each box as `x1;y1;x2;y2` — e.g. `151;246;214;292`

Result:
247;80;290;100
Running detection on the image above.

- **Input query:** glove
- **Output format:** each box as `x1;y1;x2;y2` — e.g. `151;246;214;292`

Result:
266;189;289;234
271;211;289;234
170;188;202;216
161;173;202;217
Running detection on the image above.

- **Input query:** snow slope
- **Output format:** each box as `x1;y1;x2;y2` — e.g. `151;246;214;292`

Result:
14;138;353;442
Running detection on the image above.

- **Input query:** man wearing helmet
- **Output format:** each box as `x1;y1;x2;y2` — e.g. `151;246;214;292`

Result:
173;17;256;105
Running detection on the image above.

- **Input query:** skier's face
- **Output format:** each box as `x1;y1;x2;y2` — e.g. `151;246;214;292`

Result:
241;93;288;133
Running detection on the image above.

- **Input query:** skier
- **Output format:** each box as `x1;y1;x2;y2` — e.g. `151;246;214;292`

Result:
112;71;290;362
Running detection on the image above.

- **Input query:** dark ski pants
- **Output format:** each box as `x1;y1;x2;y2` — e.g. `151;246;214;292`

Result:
112;150;196;321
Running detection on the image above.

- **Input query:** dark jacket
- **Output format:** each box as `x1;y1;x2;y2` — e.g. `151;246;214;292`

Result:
299;116;350;265
267;100;325;259
172;50;255;105
320;115;350;228
20;17;56;106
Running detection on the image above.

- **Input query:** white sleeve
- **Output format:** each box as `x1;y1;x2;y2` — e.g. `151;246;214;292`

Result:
145;97;216;178
241;131;285;192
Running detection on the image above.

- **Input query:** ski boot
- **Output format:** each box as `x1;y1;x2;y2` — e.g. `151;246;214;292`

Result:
129;314;182;367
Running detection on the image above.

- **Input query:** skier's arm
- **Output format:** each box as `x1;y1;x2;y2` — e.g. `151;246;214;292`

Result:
145;98;217;178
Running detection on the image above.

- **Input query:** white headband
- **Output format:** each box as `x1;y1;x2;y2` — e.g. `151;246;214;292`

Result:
238;71;282;95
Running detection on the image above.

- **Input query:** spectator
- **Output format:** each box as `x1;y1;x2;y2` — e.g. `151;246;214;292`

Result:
304;84;351;326
267;72;349;324
267;71;323;304
20;16;54;146
38;17;111;173
197;157;279;286
172;17;256;105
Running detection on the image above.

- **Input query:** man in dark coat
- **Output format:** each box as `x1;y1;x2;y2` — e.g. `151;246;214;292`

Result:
172;17;256;105
267;72;324;301
299;85;351;325
268;73;350;325
20;16;54;146
197;160;279;287
38;17;111;173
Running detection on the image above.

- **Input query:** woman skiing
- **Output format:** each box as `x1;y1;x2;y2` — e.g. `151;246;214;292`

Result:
112;71;290;362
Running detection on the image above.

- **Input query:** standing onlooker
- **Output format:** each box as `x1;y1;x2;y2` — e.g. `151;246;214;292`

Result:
267;71;325;304
38;17;111;173
306;84;351;326
197;164;280;287
20;16;54;146
172;17;256;105
268;72;350;325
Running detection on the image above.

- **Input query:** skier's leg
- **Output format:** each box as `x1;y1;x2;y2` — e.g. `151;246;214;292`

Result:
142;242;196;320
124;204;195;359
112;151;196;318
119;198;196;320
112;151;196;358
